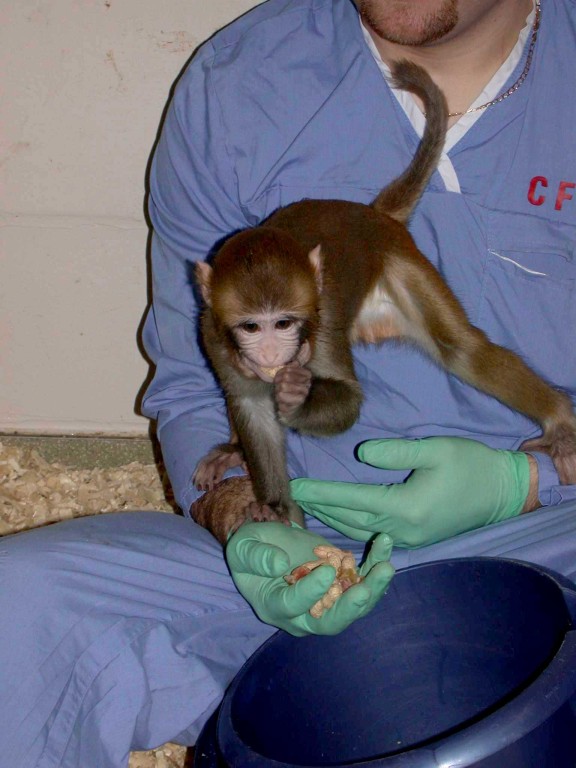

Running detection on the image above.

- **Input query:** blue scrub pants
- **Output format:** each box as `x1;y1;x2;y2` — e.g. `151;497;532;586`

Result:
2;503;576;768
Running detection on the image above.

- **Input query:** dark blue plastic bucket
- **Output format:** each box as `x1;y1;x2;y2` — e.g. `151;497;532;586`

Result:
195;557;576;767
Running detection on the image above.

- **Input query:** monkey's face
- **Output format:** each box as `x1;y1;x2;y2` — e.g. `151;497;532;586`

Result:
229;312;312;381
199;227;322;382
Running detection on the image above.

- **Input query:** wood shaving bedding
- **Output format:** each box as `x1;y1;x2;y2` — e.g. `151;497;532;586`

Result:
0;440;190;768
0;440;174;535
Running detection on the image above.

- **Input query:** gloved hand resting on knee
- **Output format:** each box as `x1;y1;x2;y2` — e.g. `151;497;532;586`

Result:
291;437;531;548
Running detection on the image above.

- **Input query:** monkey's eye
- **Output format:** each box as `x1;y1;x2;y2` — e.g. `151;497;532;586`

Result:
275;319;294;331
239;322;260;334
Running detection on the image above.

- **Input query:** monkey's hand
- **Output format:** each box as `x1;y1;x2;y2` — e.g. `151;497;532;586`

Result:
245;501;293;525
274;362;312;419
291;437;531;548
226;521;394;636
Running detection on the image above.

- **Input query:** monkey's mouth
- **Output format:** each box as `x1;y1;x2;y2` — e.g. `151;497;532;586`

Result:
238;355;284;382
259;365;283;379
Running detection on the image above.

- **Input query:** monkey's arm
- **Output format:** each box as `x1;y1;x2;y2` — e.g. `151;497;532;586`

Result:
228;390;305;526
281;376;363;435
278;336;363;436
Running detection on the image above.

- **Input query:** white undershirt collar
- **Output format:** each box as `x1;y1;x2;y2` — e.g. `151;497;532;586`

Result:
361;4;536;193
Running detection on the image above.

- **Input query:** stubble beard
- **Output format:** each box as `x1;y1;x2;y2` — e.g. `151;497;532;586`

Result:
356;0;459;46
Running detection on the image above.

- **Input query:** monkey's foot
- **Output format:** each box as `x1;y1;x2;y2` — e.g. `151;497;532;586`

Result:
284;545;363;618
193;444;246;491
191;476;257;545
521;422;576;485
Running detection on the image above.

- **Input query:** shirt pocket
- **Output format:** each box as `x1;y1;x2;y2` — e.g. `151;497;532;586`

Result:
480;211;576;393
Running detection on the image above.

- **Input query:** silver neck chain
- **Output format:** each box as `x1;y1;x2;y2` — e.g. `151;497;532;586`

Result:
448;0;541;117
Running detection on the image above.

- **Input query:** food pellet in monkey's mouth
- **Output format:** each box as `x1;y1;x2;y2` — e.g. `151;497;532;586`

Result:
260;365;282;377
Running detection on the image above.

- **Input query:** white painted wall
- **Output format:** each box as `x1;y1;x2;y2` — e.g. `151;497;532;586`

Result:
0;0;262;435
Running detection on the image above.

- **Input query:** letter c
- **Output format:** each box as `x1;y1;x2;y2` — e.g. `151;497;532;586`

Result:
527;176;547;206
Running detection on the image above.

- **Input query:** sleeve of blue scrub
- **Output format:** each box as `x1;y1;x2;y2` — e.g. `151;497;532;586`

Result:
140;44;252;516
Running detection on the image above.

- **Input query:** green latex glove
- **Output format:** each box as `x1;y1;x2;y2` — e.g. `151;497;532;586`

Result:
291;437;530;548
226;521;395;637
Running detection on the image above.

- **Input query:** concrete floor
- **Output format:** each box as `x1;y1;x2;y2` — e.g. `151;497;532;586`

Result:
0;433;158;468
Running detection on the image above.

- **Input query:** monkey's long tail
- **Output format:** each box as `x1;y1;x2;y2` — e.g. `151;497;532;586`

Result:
372;59;448;224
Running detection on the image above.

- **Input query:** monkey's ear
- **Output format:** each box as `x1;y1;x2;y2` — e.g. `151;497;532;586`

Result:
308;245;323;293
195;261;213;306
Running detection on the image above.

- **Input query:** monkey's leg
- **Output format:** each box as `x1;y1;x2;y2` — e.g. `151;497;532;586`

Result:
229;393;305;526
193;443;246;492
388;249;576;484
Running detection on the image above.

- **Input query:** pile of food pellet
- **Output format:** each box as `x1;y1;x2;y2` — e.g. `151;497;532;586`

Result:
285;544;363;616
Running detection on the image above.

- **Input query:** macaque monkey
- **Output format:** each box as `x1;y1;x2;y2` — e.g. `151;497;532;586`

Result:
193;59;576;530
